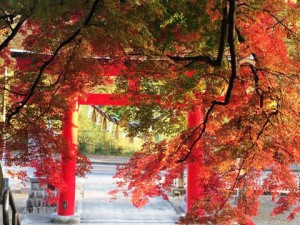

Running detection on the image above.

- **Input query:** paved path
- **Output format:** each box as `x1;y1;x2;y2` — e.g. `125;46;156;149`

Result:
252;195;300;225
21;164;180;225
8;158;300;225
78;173;179;224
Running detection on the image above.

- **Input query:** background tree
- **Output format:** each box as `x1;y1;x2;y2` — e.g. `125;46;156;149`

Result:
113;1;300;224
0;0;299;224
78;105;144;156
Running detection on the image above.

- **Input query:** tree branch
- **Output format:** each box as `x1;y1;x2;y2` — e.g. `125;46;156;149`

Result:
224;0;237;104
178;0;238;162
263;9;300;42
250;65;264;108
0;17;27;51
257;110;278;139
49;40;81;87
167;55;215;66
168;1;229;67
88;23;130;60
235;25;246;42
0;1;40;50
216;1;228;65
215;153;248;215
0;14;15;21
6;0;102;124
3;87;27;96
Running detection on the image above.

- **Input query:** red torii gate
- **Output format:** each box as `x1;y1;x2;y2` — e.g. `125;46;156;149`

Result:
56;93;204;222
56;93;132;220
11;50;204;222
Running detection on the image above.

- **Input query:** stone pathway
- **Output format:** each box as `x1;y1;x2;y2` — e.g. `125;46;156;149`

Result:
78;172;180;224
4;159;300;225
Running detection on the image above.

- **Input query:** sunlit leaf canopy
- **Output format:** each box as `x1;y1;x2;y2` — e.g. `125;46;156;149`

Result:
0;0;300;224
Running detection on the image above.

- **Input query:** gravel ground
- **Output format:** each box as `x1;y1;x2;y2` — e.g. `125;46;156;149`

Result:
3;163;300;225
253;195;300;225
169;195;300;225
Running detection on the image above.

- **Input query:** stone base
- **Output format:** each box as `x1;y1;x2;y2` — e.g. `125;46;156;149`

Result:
51;213;80;224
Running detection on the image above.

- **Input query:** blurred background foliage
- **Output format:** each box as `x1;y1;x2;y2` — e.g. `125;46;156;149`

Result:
78;105;145;156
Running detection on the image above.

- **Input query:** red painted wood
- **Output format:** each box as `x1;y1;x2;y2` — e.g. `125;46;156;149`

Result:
57;102;78;216
14;52;206;217
186;106;204;215
57;77;143;216
78;93;131;106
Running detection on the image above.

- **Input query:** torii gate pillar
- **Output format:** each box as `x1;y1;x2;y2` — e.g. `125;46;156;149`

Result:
52;101;80;223
52;93;131;223
186;106;204;215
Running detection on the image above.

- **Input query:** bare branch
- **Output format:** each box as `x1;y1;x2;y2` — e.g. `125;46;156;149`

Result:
0;17;27;51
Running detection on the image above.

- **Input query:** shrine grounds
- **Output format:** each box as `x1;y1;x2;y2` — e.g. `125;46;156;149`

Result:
2;156;300;225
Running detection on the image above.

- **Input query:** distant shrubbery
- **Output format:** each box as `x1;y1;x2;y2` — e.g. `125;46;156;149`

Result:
78;106;143;156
